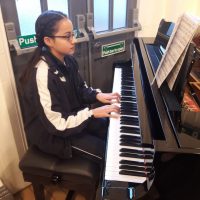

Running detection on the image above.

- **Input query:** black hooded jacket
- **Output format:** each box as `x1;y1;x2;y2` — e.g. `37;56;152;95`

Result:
22;51;99;159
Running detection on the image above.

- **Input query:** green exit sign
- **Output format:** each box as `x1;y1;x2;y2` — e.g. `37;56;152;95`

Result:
17;34;37;49
101;40;125;57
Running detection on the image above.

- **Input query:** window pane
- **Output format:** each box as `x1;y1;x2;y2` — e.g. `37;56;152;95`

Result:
47;0;69;16
94;0;109;32
16;0;41;35
113;0;127;29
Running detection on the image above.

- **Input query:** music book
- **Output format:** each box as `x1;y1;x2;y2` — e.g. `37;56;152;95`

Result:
152;13;200;89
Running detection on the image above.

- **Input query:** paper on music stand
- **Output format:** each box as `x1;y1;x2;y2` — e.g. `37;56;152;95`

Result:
166;42;190;90
152;13;200;89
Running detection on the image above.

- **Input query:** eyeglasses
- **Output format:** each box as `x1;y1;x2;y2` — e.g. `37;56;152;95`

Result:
48;31;77;42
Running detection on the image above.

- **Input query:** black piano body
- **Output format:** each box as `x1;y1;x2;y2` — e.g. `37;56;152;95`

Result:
97;19;200;200
136;36;200;153
132;37;200;200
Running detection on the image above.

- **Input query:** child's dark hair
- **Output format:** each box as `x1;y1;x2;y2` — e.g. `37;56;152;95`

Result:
20;10;67;85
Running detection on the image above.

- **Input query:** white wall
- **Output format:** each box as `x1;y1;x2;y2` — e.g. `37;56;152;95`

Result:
138;0;200;37
0;83;25;192
0;6;28;193
137;0;166;37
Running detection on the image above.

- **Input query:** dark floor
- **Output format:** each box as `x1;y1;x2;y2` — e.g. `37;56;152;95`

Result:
14;185;85;200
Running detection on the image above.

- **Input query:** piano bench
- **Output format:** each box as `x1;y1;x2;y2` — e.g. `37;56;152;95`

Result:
19;146;100;200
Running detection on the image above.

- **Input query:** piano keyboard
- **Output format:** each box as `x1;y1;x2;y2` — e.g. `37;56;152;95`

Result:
104;66;155;184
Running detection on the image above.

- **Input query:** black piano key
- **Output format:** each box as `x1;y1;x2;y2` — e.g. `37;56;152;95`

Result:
121;89;135;93
119;165;152;173
122;79;134;81
120;152;153;159
121;101;137;105
120;138;141;144
121;86;135;90
120;136;140;140
122;79;134;83
120;142;142;147
122;78;134;81
121;81;134;85
122;87;134;90
120;136;141;143
121;73;133;76
120;116;139;122
121;90;136;94
120;110;138;116
121;115;138;119
120;135;141;140
121;106;137;110
121;76;133;80
120;129;140;134
121;78;134;81
120;121;139;126
120;130;140;135
120;106;137;111
120;148;154;155
121;97;136;101
121;108;138;113
122;85;134;88
122;80;134;84
121;95;136;99
121;118;139;124
121;103;137;107
121;116;139;121
120;125;139;130
119;160;153;167
119;170;147;177
121;75;133;79
121;102;137;107
120;137;141;143
120;126;140;133
121;103;137;108
120;120;139;126
121;91;135;96
120;118;139;123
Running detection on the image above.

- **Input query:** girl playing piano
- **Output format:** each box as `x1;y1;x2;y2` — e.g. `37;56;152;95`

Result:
20;10;120;164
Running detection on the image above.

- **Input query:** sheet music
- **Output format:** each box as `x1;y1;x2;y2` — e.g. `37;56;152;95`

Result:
166;43;190;90
152;13;200;88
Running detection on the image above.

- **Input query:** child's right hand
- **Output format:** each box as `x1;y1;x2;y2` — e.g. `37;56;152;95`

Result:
91;104;120;118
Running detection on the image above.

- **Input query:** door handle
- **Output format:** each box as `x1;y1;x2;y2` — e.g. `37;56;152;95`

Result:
76;15;89;43
5;22;36;55
94;42;102;49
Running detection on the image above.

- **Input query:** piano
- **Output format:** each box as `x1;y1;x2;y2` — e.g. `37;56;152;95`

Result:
96;20;200;200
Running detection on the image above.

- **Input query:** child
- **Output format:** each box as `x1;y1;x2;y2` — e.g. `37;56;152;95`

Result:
20;10;120;164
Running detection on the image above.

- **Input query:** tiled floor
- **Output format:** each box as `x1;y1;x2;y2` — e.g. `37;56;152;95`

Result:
14;185;86;200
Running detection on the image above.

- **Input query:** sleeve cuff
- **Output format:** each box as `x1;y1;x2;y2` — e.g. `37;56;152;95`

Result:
88;109;93;117
95;88;102;94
